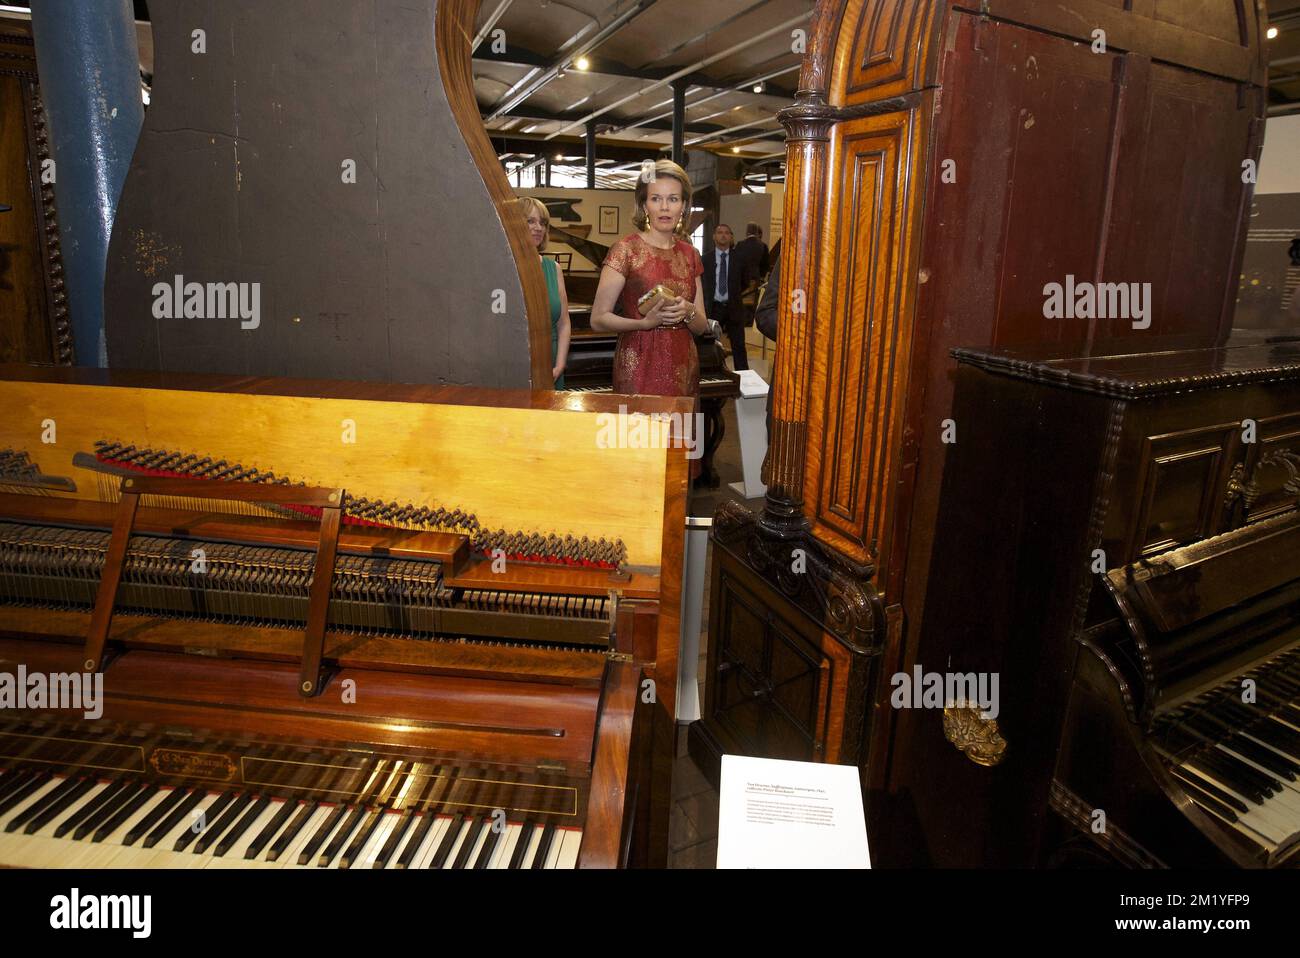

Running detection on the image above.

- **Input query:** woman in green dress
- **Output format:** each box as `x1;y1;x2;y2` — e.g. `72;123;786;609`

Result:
520;197;570;387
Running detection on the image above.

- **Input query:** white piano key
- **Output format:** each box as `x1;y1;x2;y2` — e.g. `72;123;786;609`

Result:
488;822;523;869
437;816;474;869
542;827;564;868
1215;745;1300;812
80;788;175;868
357;810;401;869
280;805;340;870
517;824;542;868
461;819;492;869
555;828;582;869
32;780;114;867
142;790;226;869
0;775;66;831
1181;765;1292;845
413;815;454;870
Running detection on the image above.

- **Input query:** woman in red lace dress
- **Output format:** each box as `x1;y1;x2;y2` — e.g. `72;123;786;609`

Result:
591;160;709;475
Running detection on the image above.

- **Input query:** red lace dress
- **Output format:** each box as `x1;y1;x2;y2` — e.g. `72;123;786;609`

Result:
603;233;702;397
603;233;703;477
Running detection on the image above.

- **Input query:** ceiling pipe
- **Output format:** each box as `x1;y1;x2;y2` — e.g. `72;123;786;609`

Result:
544;10;812;140
471;0;516;52
484;0;656;122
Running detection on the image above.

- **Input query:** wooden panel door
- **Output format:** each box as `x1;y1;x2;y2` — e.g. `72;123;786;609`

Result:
803;109;925;570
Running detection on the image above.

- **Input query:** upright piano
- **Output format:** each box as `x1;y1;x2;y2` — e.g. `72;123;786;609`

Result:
0;365;689;868
908;343;1300;868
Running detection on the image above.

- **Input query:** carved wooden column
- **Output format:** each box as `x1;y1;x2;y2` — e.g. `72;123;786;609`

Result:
761;89;837;533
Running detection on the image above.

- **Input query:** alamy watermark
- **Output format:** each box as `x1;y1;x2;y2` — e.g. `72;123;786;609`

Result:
152;274;261;329
1043;275;1152;330
0;666;103;720
50;889;151;938
889;665;1000;720
595;404;705;460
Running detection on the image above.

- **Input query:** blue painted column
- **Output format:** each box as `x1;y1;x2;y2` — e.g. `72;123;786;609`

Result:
30;0;144;367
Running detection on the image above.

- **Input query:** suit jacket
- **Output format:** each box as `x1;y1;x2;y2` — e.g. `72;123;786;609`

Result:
702;245;747;325
734;236;770;282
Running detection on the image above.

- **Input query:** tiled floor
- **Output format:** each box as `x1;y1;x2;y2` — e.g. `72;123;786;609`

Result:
668;725;720;869
667;352;770;869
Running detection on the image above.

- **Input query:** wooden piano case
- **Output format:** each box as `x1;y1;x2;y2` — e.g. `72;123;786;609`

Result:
0;364;690;867
906;344;1300;867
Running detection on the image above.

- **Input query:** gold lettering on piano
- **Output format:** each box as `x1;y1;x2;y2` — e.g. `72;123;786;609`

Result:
149;747;237;781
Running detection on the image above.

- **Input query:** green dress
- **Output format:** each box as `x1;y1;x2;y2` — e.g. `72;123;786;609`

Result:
541;257;565;388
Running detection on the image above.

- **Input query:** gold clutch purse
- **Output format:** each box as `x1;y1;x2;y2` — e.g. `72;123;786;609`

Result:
636;284;677;316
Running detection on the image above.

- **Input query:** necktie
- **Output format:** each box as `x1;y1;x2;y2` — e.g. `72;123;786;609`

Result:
717;251;728;303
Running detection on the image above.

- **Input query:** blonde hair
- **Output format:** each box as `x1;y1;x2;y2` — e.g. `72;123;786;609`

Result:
518;196;550;253
633;159;693;238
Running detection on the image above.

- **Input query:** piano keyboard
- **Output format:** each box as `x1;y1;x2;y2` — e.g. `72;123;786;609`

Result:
1155;647;1300;863
0;762;582;869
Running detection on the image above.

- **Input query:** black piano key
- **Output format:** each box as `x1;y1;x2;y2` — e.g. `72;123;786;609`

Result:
142;790;202;847
298;804;346;866
340;807;388;869
143;789;203;849
319;804;368;867
452;817;487;870
75;780;144;841
269;802;318;863
0;769;36;807
1222;736;1299;780
215;796;270;857
375;808;418;870
474;818;504;869
1174;772;1242;824
1186;753;1266;804
25;777;95;835
58;779;131;839
0;770;51;818
395;811;438;869
174;791;236;851
508;819;535;869
1209;745;1284;796
530;822;557;869
1197;747;1271;799
1171;766;1250;814
1181;719;1277;793
6;775;83;832
247;799;298;860
124;786;188;845
194;792;254;854
91;783;157;843
428;812;465;869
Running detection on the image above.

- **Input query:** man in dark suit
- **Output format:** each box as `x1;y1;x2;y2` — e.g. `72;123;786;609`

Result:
702;223;750;371
734;223;771;284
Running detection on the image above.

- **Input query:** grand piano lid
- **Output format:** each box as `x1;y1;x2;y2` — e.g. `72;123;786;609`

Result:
104;0;551;390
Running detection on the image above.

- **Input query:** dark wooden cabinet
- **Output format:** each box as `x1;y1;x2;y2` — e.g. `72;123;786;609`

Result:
691;500;881;770
895;343;1300;867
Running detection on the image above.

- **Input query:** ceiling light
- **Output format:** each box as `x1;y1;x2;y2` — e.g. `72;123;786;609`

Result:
575;56;591;71
732;146;741;153
555;153;564;161
753;83;764;94
1267;26;1279;39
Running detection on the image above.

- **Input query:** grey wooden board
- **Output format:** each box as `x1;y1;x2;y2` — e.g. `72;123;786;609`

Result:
105;0;534;387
